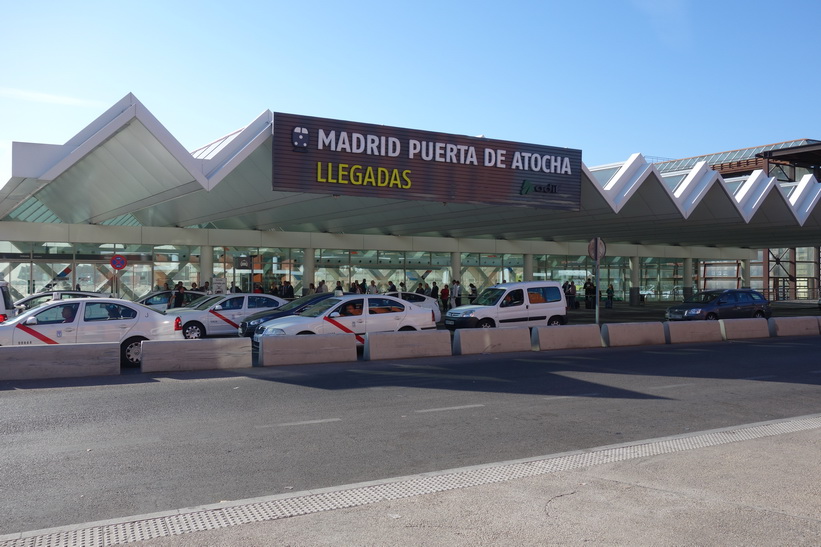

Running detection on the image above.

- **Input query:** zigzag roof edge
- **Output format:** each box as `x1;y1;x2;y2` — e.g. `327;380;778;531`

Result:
674;161;727;218
601;153;663;213
733;170;779;223
38;93;209;188
787;173;821;225
202;110;274;190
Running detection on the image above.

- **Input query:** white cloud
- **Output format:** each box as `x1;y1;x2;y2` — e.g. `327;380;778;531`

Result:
0;88;106;108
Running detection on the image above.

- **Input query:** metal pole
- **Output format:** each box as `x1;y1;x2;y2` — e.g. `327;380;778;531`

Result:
595;237;601;326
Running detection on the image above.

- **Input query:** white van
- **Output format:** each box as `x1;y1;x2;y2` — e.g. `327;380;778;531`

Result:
0;281;15;322
444;281;567;329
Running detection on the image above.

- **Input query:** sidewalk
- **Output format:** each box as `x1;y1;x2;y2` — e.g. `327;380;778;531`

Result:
6;415;819;546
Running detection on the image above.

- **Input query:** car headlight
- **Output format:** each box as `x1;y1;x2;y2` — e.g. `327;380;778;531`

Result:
249;318;265;326
685;308;702;316
261;327;286;336
459;310;475;318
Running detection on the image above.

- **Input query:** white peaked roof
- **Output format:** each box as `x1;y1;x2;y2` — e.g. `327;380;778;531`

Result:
2;93;820;249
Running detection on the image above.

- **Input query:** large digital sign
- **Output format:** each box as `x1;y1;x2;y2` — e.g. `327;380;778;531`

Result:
272;113;581;210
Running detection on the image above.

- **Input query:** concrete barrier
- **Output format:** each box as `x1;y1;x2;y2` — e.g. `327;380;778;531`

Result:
141;338;253;372
0;343;120;381
664;321;724;344
452;327;532;355
259;333;357;366
767;316;820;337
364;330;452;361
719;318;770;340
601;322;666;347
531;324;604;351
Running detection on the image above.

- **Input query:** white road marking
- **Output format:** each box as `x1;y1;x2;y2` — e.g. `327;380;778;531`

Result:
256;418;342;428
544;392;600;401
415;404;485;413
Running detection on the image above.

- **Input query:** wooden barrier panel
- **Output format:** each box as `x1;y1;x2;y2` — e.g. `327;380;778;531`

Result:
601;322;666;347
664;321;724;344
767;316;820;337
452;327;532;355
259;333;357;366
141;338;253;372
364;330;452;361
0;343;120;381
719;318;770;340
531;324;604;351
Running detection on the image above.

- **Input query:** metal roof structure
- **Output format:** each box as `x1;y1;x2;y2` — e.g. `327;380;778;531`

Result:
2;93;821;250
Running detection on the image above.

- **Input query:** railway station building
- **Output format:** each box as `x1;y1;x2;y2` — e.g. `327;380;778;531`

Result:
2;93;820;303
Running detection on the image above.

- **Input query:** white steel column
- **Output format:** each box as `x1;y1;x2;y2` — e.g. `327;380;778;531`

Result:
523;254;533;281
200;245;213;288
450;252;461;284
302;248;315;295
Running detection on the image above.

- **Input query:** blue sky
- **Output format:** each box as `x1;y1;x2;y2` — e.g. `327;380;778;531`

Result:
2;0;819;181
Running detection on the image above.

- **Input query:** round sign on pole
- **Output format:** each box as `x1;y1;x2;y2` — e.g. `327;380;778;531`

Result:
110;254;127;270
588;238;606;261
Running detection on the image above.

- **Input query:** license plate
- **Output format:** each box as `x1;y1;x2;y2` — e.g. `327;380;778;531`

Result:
445;319;454;325
253;334;261;343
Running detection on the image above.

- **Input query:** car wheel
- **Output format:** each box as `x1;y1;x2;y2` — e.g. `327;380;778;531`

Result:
705;313;718;320
753;310;765;318
547;316;563;326
183;321;205;339
121;337;145;367
297;331;315;335
398;326;416;331
476;319;494;328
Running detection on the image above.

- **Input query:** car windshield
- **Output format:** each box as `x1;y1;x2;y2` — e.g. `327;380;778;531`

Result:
473;288;504;306
298;298;342;317
683;291;721;304
190;295;225;310
279;293;326;312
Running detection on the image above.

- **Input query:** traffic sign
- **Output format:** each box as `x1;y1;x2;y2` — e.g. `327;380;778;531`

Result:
110;254;127;270
588;238;606;261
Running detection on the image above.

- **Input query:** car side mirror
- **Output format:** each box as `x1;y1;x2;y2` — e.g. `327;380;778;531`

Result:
213;305;223;311
329;311;341;318
25;317;38;325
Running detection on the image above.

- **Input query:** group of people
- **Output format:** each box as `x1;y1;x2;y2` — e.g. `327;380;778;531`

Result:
160;277;487;310
300;278;479;311
562;279;616;309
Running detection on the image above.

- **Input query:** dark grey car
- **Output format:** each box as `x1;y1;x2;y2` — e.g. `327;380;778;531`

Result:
665;289;771;321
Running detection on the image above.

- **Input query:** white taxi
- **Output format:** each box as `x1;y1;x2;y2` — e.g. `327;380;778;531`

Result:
14;290;107;315
0;297;183;366
175;293;287;339
254;294;436;345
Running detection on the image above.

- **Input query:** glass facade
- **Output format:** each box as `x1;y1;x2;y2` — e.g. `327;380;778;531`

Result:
1;240;819;303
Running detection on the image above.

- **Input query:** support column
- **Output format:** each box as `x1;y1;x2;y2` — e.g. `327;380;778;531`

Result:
683;257;694;298
629;256;640;306
450;252;461;284
200;245;213;292
302;248;315;296
740;259;750;289
523;254;533;282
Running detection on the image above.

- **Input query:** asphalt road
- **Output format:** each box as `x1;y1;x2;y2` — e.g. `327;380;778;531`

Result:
2;335;820;536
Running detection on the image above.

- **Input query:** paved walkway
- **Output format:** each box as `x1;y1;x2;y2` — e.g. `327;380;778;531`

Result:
4;415;819;546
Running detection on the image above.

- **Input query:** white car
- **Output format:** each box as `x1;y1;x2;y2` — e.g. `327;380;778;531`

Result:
135;290;207;311
175;293;287;339
0;297;183;366
14;290;107;315
385;291;442;323
254;294;437;345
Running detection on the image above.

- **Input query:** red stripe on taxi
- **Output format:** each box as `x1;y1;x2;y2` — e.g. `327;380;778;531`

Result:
323;316;365;344
15;323;59;344
209;309;239;329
